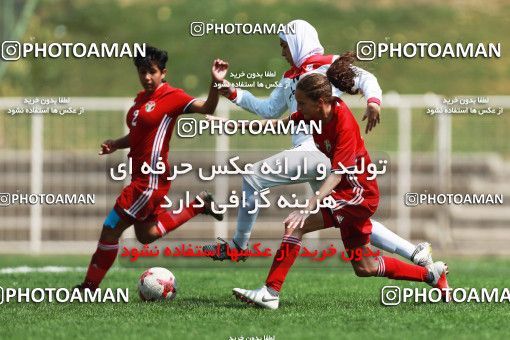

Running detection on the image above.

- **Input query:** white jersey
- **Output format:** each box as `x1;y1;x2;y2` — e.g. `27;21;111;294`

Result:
232;54;382;146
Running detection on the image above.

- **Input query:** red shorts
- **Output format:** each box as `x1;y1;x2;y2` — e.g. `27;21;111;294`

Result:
321;193;379;249
114;180;170;224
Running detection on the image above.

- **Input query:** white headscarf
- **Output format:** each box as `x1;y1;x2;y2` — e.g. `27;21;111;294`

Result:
278;19;324;67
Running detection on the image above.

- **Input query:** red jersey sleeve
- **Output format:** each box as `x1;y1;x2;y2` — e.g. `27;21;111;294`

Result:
162;89;196;117
331;117;357;171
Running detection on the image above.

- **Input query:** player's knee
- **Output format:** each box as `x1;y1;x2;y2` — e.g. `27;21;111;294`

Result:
100;226;121;243
135;233;153;245
136;234;150;244
101;209;131;241
135;227;159;244
241;177;258;210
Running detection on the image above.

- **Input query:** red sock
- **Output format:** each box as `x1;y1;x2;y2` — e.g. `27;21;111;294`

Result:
265;235;302;292
155;199;204;237
377;256;429;282
84;240;119;289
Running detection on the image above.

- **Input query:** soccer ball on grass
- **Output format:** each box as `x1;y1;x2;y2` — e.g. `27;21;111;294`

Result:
138;267;177;301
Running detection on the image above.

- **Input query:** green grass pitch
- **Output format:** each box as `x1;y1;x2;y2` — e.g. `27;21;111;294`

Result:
1;256;509;339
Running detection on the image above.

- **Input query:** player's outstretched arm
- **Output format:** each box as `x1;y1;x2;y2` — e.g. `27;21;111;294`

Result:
283;173;342;229
362;101;381;133
99;134;129;155
187;59;229;115
205;114;290;131
219;78;288;119
351;65;382;133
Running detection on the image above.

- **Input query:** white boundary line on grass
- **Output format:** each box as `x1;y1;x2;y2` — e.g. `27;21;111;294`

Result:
0;266;127;274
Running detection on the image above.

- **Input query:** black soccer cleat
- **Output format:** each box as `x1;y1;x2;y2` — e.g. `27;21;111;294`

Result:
197;191;224;221
202;237;248;262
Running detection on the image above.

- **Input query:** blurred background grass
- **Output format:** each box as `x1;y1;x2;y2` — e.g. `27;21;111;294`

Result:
2;0;509;97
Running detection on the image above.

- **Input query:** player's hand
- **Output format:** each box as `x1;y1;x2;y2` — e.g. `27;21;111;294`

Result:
211;59;229;83
362;102;381;134
99;139;117;155
218;80;235;98
284;210;310;229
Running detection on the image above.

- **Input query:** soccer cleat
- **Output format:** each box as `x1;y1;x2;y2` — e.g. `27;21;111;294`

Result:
232;285;279;310
426;261;451;302
197;191;223;221
411;242;433;267
202;237;248;262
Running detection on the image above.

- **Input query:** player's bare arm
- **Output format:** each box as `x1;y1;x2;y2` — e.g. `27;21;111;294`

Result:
205;114;291;129
305;172;343;211
362;101;381;133
283;173;342;230
353;72;382;133
99;134;129;155
187;59;229;115
329;54;382;134
237;116;291;129
218;79;234;98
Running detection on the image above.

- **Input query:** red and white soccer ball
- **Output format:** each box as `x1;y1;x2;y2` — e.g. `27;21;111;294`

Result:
138;267;177;301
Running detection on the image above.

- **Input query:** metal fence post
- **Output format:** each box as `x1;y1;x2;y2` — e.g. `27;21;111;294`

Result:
214;100;230;238
30;113;43;253
436;100;452;246
395;94;411;240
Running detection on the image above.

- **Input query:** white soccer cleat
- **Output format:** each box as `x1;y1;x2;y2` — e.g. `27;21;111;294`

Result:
426;261;447;287
426;261;451;302
411;242;433;267
232;285;279;310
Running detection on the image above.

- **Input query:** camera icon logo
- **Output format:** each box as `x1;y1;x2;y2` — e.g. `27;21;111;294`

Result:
1;41;21;61
190;22;206;37
404;193;419;207
381;286;401;306
356;41;376;61
0;193;11;207
177;118;198;138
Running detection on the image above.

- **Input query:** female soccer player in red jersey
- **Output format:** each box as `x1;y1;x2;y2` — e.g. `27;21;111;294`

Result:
222;58;450;309
204;20;433;271
75;46;229;291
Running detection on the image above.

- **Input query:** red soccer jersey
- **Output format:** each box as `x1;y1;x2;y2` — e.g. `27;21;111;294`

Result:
291;99;379;204
126;82;195;187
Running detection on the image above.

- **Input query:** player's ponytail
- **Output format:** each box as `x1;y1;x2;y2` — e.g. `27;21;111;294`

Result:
297;51;361;102
326;51;360;95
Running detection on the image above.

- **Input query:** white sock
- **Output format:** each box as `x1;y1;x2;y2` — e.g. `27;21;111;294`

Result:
232;178;259;249
370;219;416;260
